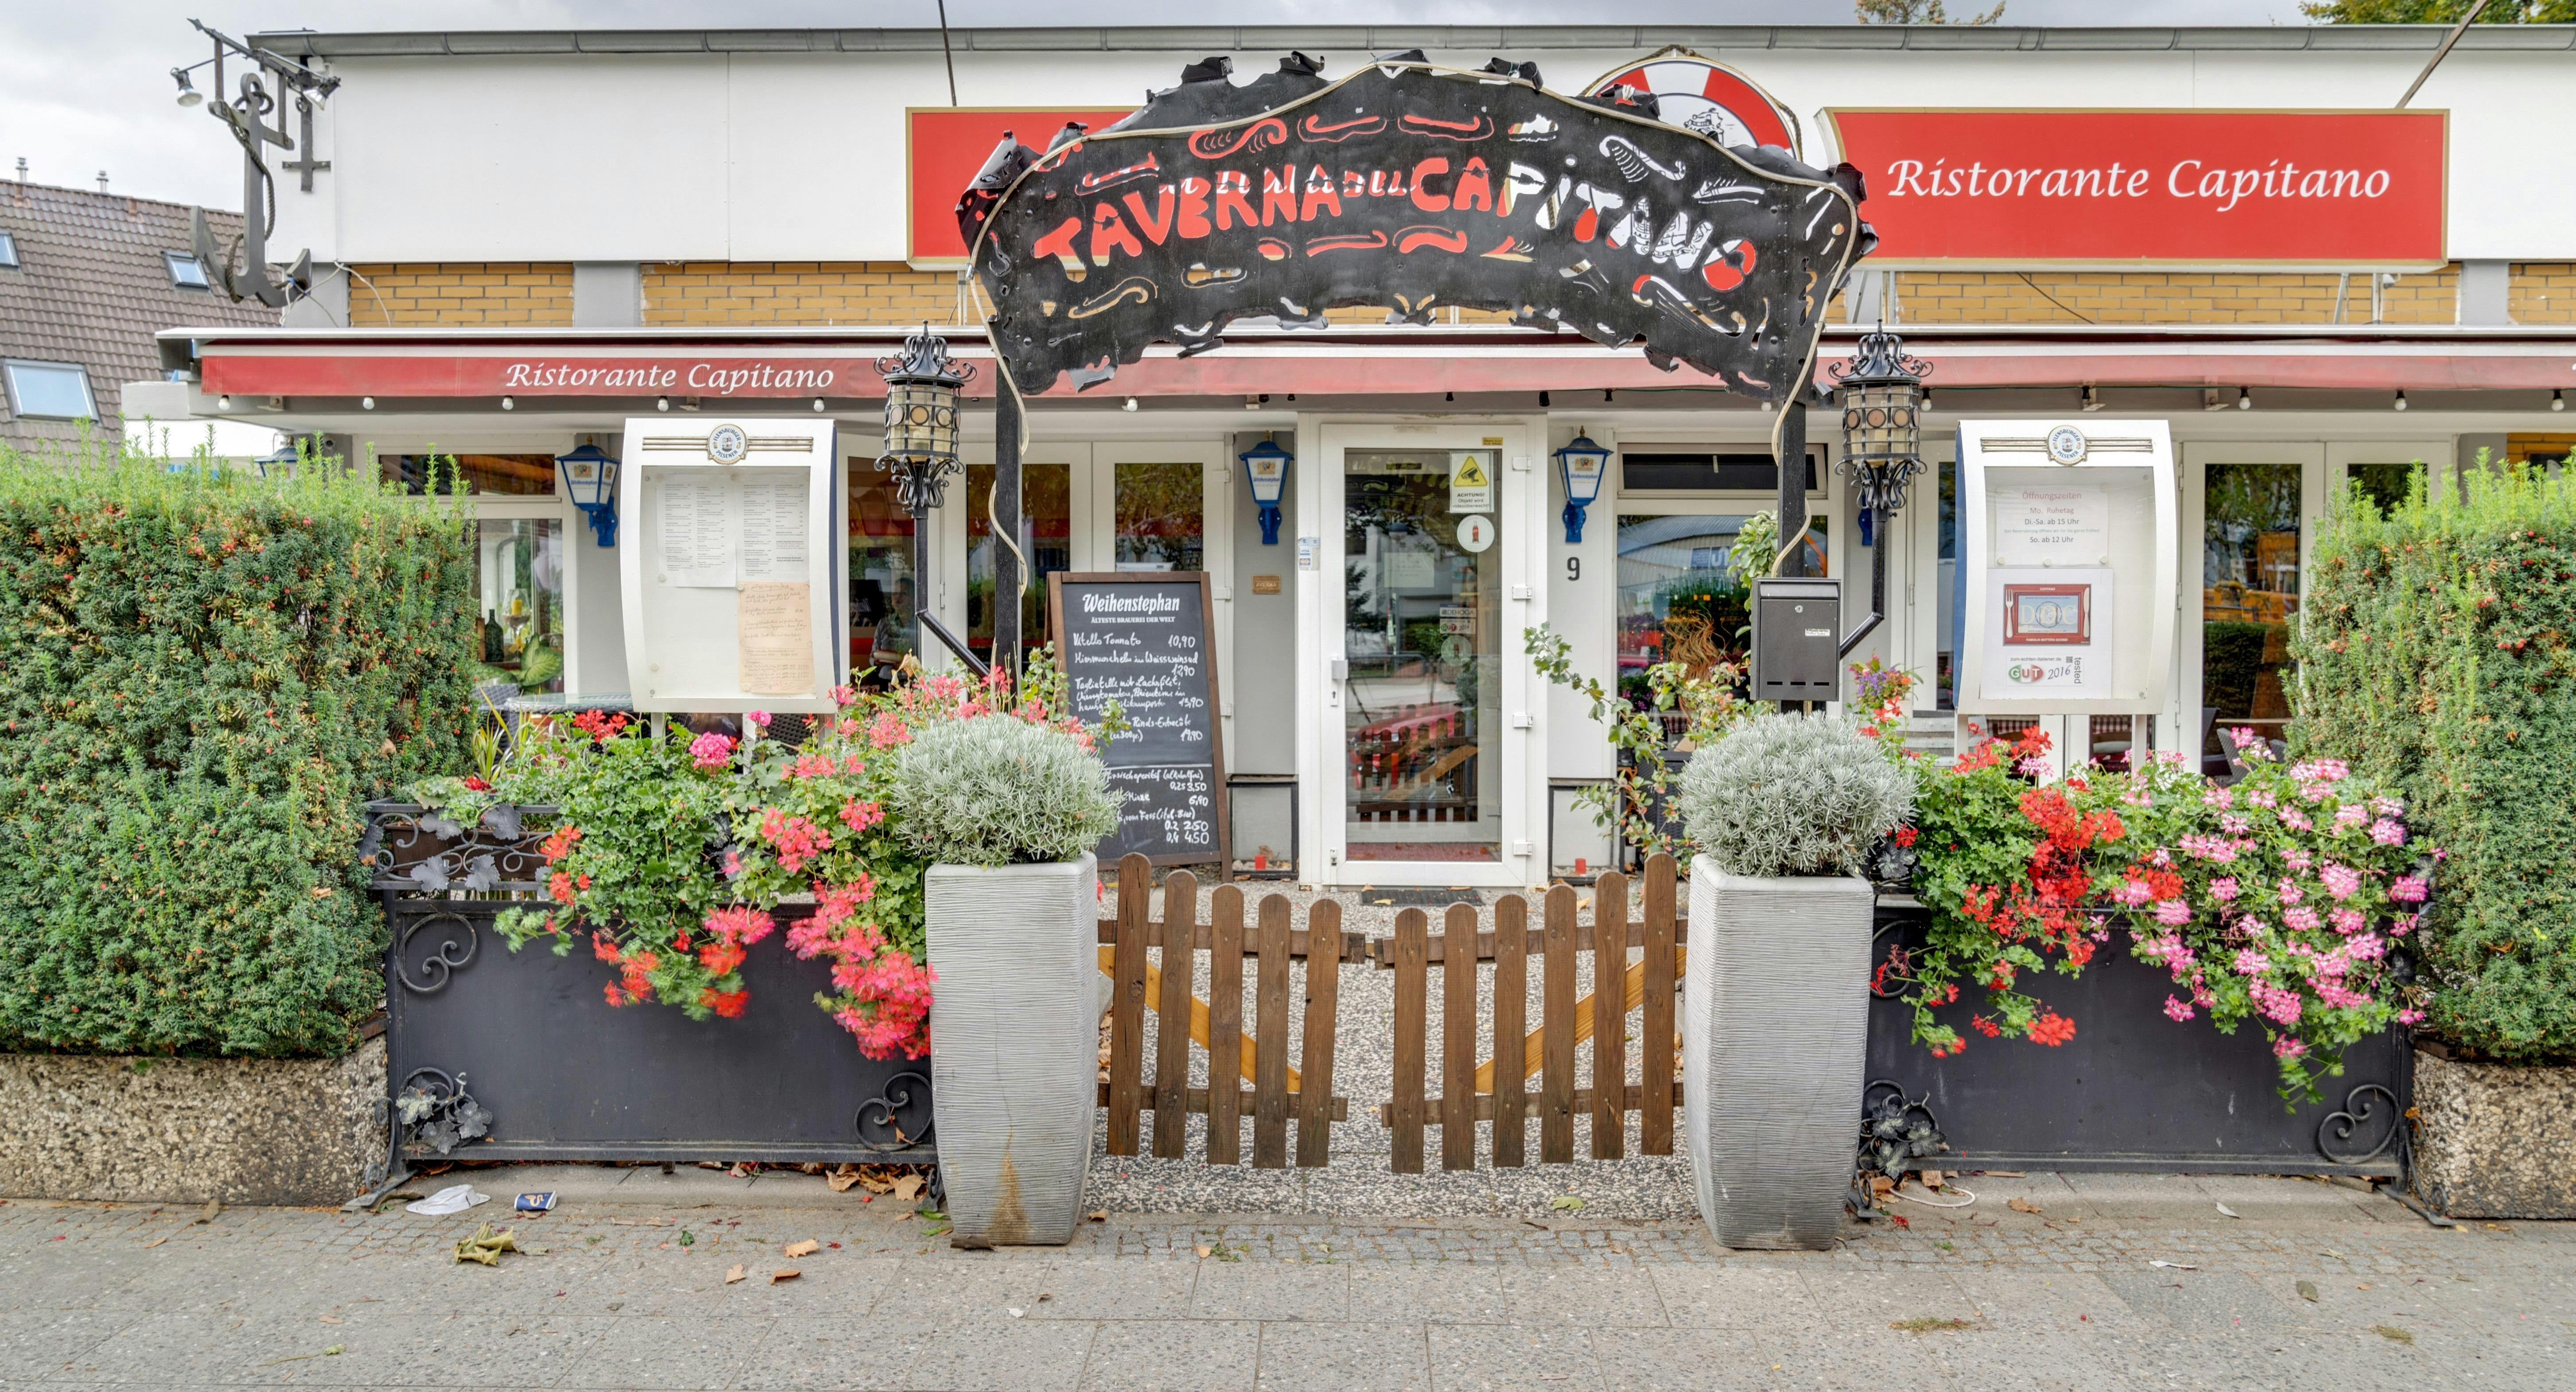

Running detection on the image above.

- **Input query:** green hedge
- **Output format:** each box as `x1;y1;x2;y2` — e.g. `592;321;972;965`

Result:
0;443;476;1055
2294;459;2576;1061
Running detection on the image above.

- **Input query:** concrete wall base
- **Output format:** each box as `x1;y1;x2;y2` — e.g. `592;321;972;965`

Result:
0;1038;386;1206
2412;1047;2576;1220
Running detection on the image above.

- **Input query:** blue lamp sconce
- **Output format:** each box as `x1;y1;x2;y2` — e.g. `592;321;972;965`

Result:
1239;436;1292;544
556;442;621;546
1554;433;1610;544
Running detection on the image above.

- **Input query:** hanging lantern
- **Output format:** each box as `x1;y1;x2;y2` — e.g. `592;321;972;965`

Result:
874;324;975;513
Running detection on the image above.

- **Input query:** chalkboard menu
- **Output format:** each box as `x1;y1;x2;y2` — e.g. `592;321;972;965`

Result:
1048;572;1228;870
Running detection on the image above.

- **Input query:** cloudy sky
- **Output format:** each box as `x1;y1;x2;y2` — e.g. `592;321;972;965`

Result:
9;0;2314;211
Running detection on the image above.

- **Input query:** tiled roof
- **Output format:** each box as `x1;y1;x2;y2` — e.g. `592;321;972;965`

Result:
0;181;277;451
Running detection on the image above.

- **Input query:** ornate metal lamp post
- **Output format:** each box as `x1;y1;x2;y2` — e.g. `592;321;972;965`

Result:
1826;327;1932;656
874;325;988;677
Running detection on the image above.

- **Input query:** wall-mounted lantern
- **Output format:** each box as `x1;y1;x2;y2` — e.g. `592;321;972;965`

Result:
875;324;973;513
1829;328;1929;548
1239;436;1292;544
251;439;302;479
556;442;621;547
1553;432;1610;544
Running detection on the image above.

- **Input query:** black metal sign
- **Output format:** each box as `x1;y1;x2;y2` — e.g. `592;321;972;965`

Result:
961;54;1870;401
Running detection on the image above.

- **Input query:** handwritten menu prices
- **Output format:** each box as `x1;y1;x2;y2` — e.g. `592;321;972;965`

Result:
1051;574;1227;866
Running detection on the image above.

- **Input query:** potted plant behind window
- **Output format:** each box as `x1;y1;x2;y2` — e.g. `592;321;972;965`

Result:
892;714;1121;1247
1677;710;1913;1249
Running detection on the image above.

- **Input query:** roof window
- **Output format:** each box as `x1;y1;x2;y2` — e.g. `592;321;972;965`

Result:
164;250;210;289
0;232;19;269
3;360;97;420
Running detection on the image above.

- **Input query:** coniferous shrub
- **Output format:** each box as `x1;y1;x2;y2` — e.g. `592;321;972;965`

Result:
2294;458;2576;1061
1680;710;1914;879
0;442;476;1055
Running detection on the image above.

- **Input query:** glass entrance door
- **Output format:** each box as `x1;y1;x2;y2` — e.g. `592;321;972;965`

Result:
1342;447;1504;863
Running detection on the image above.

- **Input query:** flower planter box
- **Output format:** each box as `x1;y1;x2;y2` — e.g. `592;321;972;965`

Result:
381;895;933;1169
925;854;1099;1248
1684;859;1874;1251
1864;902;2410;1176
362;800;557;895
2411;1048;2576;1219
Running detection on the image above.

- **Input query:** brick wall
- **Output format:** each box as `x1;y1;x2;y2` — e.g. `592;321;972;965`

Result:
2510;264;2576;325
1874;266;2459;326
339;260;2572;328
345;264;572;326
641;262;959;326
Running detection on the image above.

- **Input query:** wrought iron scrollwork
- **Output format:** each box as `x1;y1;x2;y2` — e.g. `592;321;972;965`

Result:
856;1071;934;1150
2317;1082;2401;1167
394;913;479;994
394;1067;493;1157
362;801;555;895
1851;1079;1949;1215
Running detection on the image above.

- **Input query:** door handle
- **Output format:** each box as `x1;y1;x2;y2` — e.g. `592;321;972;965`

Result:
1330;658;1348;682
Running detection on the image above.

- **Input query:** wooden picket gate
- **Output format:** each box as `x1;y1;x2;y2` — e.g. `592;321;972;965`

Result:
1377;855;1686;1172
1096;855;1365;1168
1095;852;1685;1175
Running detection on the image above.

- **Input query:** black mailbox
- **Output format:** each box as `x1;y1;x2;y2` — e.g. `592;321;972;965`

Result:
1751;577;1841;702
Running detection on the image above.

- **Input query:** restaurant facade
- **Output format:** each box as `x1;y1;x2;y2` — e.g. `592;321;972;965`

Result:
161;22;2576;889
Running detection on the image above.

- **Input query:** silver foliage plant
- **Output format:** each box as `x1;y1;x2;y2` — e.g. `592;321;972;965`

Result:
892;715;1124;867
1680;710;1914;879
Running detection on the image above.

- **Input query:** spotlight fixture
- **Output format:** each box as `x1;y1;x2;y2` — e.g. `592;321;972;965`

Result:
500;395;515;411
1919;388;1934;411
812;397;826;412
1603;388;1615;403
216;394;231;410
2081;385;2102;412
361;396;374;410
2555;390;2566;413
1539;390;1551;408
171;67;202;107
1444;391;1454;402
2237;388;2253;410
656;396;671;412
2394;390;2409;412
1243;394;1259;410
1122;396;1140;412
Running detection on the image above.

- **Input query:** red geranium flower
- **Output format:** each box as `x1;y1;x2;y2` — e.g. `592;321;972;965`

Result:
2028;1011;2077;1046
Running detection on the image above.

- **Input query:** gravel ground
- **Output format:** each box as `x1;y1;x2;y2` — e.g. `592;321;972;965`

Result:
1091;879;1691;1223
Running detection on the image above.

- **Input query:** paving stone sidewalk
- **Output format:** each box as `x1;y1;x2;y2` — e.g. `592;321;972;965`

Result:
3;1170;2568;1391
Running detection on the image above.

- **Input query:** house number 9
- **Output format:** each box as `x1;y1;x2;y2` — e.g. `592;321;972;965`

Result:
1566;557;1581;582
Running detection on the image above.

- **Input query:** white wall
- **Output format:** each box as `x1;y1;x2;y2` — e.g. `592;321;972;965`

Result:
270;42;2576;265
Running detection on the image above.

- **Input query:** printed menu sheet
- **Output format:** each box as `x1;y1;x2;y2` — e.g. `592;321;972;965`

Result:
657;478;737;588
737;582;815;696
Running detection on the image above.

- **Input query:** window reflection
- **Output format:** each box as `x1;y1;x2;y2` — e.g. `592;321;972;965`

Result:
1115;461;1203;572
848;463;916;673
1614;513;1823;713
470;519;563;694
2202;462;2302;766
966;462;1071;662
382;453;556;495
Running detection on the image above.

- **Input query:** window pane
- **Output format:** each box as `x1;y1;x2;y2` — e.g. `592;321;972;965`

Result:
1345;450;1500;862
4;361;94;418
1615;513;1755;688
380;453;555;495
1937;459;1958;709
165;252;210;289
848;462;917;672
469;519;564;695
0;232;19;268
2346;462;2421;516
966;461;1071;664
2202;462;2303;766
1115;461;1203;572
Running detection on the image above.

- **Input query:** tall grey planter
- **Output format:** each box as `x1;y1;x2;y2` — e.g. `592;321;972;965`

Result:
926;853;1098;1246
1683;858;1873;1250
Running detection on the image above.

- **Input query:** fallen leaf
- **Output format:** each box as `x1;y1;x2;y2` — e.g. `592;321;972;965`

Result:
783;1240;820;1258
725;1264;747;1285
891;1174;926;1202
2297;1280;2320;1303
2149;1261;2199;1271
196;1199;222;1225
1087;1210;1108;1223
771;1269;801;1284
141;1237;167;1249
1921;1170;1945;1189
2216;1201;2242;1219
1890;1317;1976;1334
826;1167;863;1194
1195;1244;1212;1259
1549;1195;1586;1212
2008;1198;2045;1215
2373;1325;2413;1345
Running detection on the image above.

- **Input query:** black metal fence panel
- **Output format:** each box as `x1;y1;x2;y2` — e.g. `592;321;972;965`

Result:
385;898;934;1166
1866;906;2408;1176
